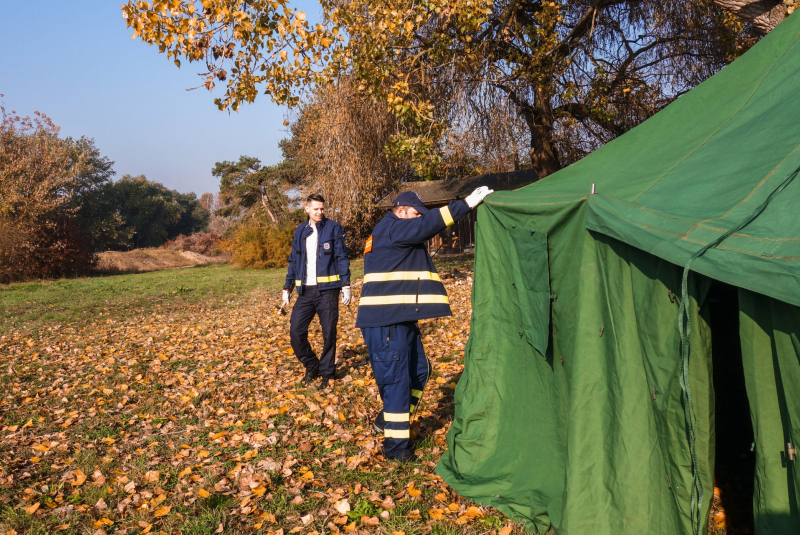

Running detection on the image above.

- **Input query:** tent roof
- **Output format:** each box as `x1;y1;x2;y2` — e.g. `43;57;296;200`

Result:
376;169;537;208
487;12;800;307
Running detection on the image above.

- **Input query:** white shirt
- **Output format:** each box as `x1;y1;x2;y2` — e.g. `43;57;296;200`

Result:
304;222;318;286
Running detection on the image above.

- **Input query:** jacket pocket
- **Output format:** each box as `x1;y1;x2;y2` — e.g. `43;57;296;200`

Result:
370;350;402;385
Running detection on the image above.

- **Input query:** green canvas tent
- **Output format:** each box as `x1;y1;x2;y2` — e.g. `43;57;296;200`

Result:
436;12;800;535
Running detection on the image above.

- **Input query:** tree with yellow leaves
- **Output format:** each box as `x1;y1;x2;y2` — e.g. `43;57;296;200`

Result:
123;1;762;179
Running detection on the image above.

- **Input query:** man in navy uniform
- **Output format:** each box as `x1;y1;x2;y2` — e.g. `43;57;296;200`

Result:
283;193;351;390
355;186;493;461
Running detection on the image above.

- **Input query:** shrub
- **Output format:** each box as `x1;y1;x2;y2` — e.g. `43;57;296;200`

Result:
160;232;223;256
0;216;95;284
224;217;296;269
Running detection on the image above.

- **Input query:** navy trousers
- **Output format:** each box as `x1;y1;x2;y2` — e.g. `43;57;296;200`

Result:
290;286;339;379
361;322;430;459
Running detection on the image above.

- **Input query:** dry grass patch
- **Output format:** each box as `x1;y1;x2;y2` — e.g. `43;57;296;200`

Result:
95;249;227;275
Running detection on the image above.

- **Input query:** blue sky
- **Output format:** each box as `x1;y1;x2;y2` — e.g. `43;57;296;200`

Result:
0;1;321;195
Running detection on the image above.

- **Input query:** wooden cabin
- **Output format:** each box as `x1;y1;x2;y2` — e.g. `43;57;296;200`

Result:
376;169;537;256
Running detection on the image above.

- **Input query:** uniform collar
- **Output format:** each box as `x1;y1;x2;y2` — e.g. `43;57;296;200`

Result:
305;216;327;229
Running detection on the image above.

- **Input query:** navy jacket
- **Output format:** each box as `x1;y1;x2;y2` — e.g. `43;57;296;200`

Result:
355;200;471;328
284;217;350;294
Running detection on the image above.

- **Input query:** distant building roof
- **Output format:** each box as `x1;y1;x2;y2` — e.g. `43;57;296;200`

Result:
376;169;538;208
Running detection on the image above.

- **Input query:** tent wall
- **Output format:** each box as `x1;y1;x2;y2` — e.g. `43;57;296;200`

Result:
436;12;800;535
739;290;800;533
437;202;717;534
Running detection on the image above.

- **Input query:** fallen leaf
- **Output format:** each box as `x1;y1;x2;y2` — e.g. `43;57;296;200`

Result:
154;505;171;517
429;509;445;520
301;514;314;525
25;502;40;514
498;527;513;535
93;518;114;528
407;482;421;497
92;470;106;486
300;470;314;481
144;470;160;483
334;499;350;515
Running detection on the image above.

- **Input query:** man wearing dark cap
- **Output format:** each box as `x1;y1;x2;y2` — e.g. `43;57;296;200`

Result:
355;186;493;462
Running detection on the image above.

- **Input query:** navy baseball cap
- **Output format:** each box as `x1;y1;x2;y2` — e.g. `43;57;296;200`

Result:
393;191;429;214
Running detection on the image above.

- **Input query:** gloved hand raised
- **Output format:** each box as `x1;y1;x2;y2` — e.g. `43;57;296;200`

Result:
281;289;290;307
341;286;352;306
465;186;495;208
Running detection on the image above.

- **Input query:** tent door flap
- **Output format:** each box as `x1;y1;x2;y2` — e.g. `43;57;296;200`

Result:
506;228;550;356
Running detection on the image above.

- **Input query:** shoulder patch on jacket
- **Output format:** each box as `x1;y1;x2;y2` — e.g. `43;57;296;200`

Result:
364;235;373;254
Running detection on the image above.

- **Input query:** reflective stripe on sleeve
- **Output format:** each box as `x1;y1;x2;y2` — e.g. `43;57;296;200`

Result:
384;412;410;422
384;428;411;439
358;294;449;306
363;271;441;283
439;206;454;227
295;280;302;287
411;389;423;398
316;274;341;283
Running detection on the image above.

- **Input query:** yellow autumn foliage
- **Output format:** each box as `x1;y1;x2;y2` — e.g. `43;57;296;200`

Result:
223;217;295;269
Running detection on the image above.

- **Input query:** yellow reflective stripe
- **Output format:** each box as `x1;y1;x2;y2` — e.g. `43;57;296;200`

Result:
384;428;410;439
295;280;302;286
411;389;423;398
439;206;454;227
364;271;441;283
410;404;417;413
317;274;341;283
359;295;449;306
384;412;409;422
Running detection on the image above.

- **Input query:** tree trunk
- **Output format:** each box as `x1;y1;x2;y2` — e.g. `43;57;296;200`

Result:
522;100;561;180
261;197;278;224
528;126;561;180
713;0;788;33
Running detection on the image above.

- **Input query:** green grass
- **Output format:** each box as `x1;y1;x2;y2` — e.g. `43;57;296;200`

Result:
0;260;367;335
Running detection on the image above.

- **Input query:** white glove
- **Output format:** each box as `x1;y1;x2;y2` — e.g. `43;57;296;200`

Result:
341;286;352;306
281;290;290;307
465;186;494;208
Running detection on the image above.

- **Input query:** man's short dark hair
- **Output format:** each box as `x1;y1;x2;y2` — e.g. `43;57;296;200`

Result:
306;193;325;204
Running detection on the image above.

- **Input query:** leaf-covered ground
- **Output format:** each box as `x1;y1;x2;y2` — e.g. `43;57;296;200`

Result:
0;257;524;535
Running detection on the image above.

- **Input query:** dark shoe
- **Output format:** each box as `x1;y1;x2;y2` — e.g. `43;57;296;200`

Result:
372;412;385;435
319;377;333;390
301;369;320;385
